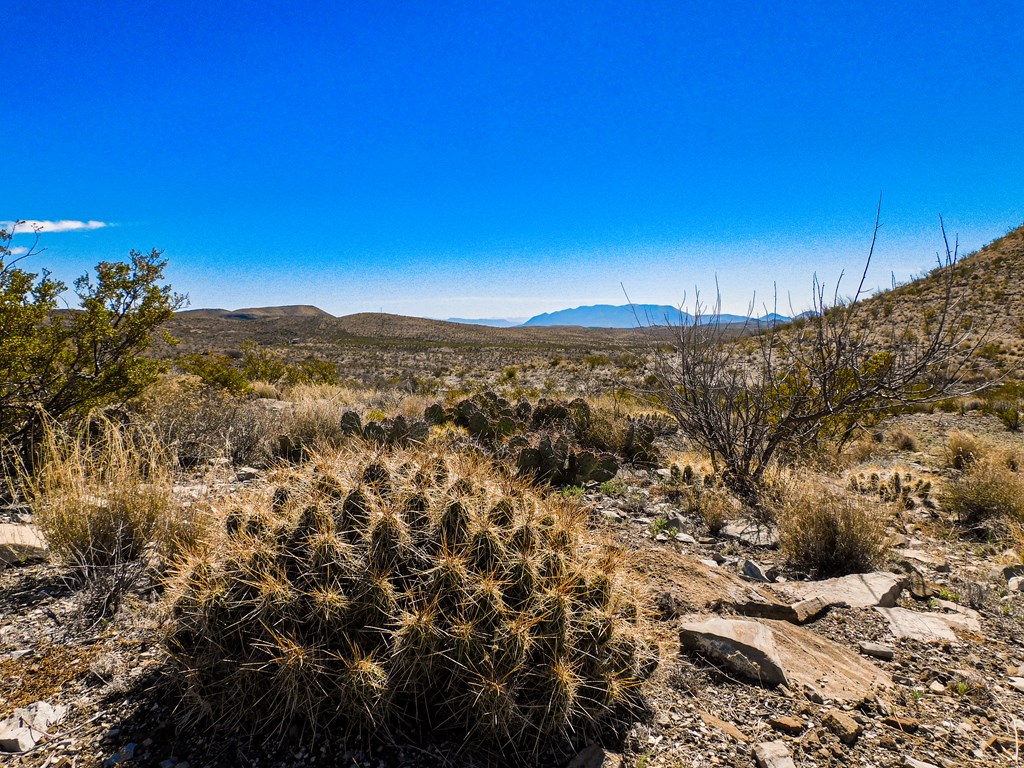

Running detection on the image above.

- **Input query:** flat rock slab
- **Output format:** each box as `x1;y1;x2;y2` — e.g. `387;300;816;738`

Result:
875;607;981;642
721;521;779;548
732;595;831;625
764;619;892;703
776;571;903;609
0;701;66;752
679;617;789;686
679;615;891;701
0;524;47;567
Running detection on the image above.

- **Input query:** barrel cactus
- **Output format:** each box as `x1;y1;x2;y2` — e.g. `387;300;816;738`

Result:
167;442;656;761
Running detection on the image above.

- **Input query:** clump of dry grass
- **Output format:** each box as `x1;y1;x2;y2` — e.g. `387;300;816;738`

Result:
941;458;1024;537
944;429;986;470
32;415;208;615
167;440;657;761
890;428;919;452
771;473;892;577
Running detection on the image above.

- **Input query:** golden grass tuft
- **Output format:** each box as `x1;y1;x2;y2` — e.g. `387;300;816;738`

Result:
32;415;206;572
772;473;892;577
941;458;1024;536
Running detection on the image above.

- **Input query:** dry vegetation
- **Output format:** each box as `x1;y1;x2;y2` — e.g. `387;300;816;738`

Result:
4;223;1024;767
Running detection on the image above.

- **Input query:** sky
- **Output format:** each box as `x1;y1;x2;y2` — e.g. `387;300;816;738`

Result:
2;1;1023;320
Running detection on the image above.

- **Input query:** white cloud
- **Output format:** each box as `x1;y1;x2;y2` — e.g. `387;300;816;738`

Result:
7;246;29;256
1;219;109;233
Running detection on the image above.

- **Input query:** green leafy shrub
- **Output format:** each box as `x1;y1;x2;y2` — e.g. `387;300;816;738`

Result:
167;443;656;761
178;352;253;396
0;226;184;466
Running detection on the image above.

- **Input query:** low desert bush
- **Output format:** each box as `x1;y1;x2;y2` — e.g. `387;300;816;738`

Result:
941;459;1024;536
136;377;274;468
890;429;919;452
167;442;656;761
32;416;206;615
944;430;986;470
772;474;891;577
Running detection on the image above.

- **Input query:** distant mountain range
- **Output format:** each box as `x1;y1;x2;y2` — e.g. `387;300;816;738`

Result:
451;304;790;329
177;303;790;329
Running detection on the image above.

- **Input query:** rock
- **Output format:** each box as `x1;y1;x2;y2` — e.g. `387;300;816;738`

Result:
1008;576;1024;592
599;509;622;522
733;595;829;624
903;758;940;768
883;716;920;733
566;743;622;768
752;741;796;768
235;466;261;482
674;531;696;544
902;565;937;600
0;524;47;567
896;548;948;570
654;591;683;620
0;701;66;753
823;709;862;744
769;716;805;735
679;617;789;686
761;619;892;702
1002;564;1024;582
858;641;895;660
654;533;669;542
104;743;137;767
1008;676;1024;694
875;607;981;643
721;521;779;548
778;571;903;609
928;681;946;694
740;558;775;583
680;614;891;701
698;710;749;741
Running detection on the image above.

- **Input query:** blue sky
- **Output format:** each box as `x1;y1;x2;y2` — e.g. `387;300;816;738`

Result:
3;1;1022;319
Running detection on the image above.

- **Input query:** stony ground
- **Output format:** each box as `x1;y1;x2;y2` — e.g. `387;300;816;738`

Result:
2;410;1023;768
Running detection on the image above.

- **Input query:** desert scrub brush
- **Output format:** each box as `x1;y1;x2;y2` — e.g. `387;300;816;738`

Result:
166;440;656;762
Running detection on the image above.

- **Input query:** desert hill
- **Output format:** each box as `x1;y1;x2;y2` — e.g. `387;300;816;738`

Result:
177;304;333;320
855;221;1024;371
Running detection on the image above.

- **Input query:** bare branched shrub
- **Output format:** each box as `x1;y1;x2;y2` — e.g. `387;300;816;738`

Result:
646;211;983;501
772;474;891;577
31;415;206;617
136;376;273;467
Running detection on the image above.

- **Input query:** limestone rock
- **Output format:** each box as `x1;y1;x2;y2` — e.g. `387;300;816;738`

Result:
721;521;779;548
858;641;895;660
765;619;893;703
902;757;939;768
0;524;46;567
0;701;66;753
769;716;805;735
698;710;749;741
679;617;789;686
752;741;796;768
778;571;903;609
739;559;776;583
875;607;981;642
